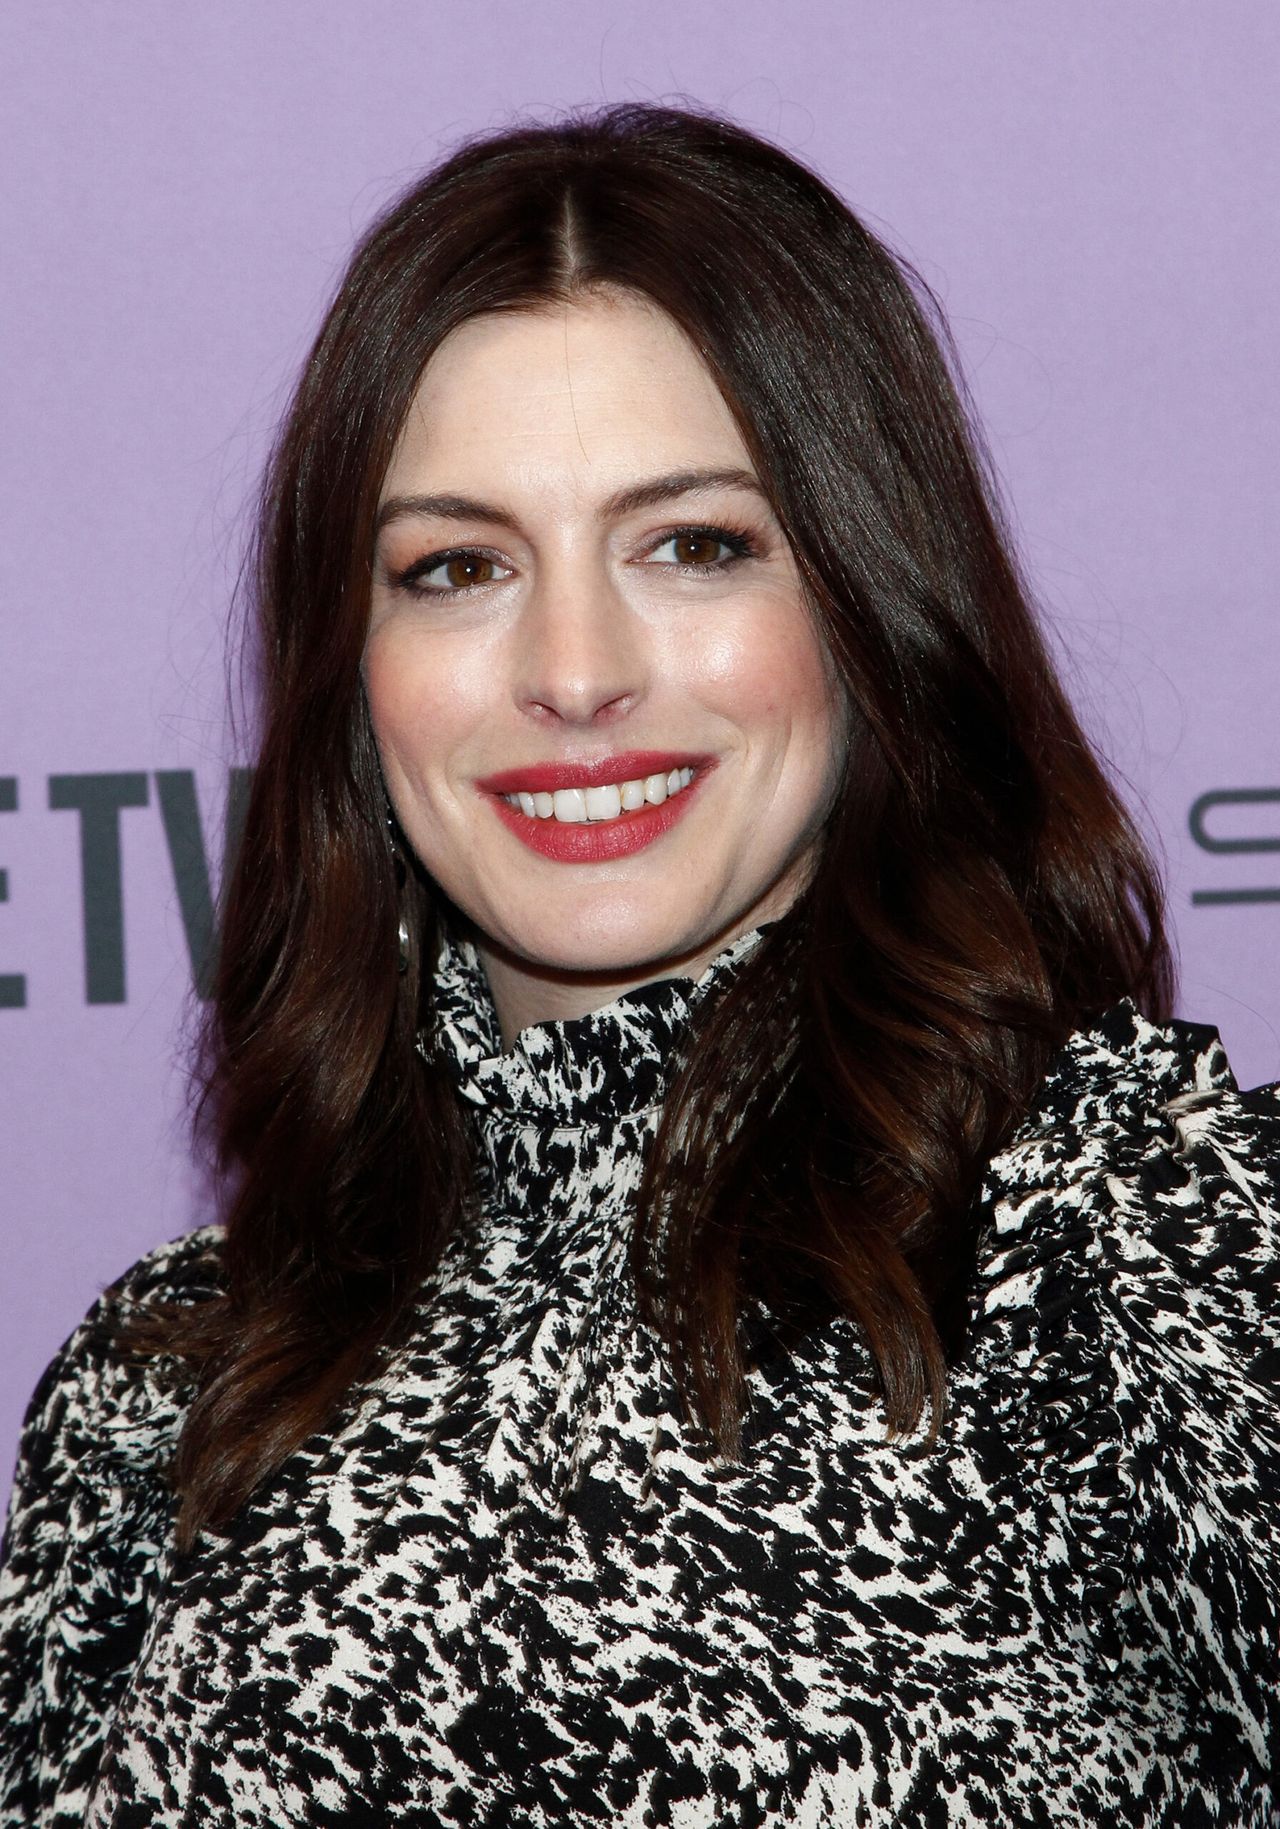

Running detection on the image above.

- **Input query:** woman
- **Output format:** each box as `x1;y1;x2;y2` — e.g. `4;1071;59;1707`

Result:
2;103;1276;1827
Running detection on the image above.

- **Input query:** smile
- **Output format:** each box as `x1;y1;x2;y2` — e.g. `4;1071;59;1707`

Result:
501;767;695;825
477;752;712;864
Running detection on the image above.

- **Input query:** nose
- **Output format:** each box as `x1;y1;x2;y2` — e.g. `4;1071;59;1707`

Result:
512;556;646;727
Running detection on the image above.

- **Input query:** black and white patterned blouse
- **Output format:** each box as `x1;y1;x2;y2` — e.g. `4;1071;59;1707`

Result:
2;926;1278;1826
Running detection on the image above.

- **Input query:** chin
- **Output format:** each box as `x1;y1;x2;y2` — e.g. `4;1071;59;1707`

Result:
486;900;722;980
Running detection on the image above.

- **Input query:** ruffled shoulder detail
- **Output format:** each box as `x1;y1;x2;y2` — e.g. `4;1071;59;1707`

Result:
0;1225;222;1826
975;1003;1279;1763
66;1224;224;1483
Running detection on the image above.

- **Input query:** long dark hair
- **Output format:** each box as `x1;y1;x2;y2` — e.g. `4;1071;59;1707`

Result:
129;103;1172;1549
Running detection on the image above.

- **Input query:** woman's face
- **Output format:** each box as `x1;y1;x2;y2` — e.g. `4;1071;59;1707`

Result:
365;289;848;1039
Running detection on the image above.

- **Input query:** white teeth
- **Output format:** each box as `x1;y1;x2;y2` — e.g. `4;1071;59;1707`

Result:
551;787;588;823
584;784;622;821
503;766;699;824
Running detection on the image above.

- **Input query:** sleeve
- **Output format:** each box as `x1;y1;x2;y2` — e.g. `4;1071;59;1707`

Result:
1100;1082;1280;1777
977;1015;1279;1801
0;1228;221;1828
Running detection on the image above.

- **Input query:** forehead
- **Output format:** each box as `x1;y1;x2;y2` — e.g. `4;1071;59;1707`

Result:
381;291;753;504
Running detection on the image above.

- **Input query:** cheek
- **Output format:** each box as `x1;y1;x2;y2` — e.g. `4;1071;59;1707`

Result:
695;600;841;749
728;608;849;844
362;626;487;782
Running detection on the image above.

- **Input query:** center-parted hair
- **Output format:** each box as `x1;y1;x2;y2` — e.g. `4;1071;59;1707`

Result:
128;103;1172;1547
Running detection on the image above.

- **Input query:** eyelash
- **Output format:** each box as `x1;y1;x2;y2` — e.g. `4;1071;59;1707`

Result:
649;524;759;571
389;522;761;597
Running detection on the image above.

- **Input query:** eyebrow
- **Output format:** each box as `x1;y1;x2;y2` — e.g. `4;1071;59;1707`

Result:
374;466;769;535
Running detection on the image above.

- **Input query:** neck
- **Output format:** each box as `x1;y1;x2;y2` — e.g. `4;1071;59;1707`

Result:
474;933;731;1052
474;898;796;1051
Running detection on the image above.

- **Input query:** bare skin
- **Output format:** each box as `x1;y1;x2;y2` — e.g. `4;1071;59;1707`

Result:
364;289;848;1048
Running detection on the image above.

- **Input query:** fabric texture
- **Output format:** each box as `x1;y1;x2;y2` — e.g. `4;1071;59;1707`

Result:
2;925;1278;1826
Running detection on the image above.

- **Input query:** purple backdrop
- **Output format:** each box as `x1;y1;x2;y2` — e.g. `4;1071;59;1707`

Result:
3;1;1278;1505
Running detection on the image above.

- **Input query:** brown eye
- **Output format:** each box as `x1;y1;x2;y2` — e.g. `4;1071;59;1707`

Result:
445;554;496;588
644;527;753;573
398;549;513;595
672;532;724;566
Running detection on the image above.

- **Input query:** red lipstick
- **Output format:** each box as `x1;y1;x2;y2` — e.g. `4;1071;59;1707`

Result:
477;752;714;864
476;750;710;796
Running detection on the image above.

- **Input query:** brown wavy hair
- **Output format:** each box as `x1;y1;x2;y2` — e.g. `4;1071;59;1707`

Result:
127;102;1173;1549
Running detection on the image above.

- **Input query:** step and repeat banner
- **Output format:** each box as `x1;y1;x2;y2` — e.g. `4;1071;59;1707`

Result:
3;1;1277;1496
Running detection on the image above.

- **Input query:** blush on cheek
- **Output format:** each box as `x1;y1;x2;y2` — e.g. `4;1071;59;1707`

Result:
364;633;447;745
361;633;403;721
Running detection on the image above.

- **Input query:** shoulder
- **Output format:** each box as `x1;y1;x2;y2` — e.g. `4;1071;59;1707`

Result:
9;1224;224;1513
977;1001;1278;1356
974;1004;1279;1759
1;1227;224;1815
24;1221;224;1420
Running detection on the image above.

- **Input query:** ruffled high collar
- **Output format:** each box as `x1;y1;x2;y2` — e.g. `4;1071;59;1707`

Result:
419;924;767;1128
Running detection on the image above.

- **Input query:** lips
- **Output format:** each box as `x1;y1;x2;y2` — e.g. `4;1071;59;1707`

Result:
475;750;712;796
478;752;714;864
